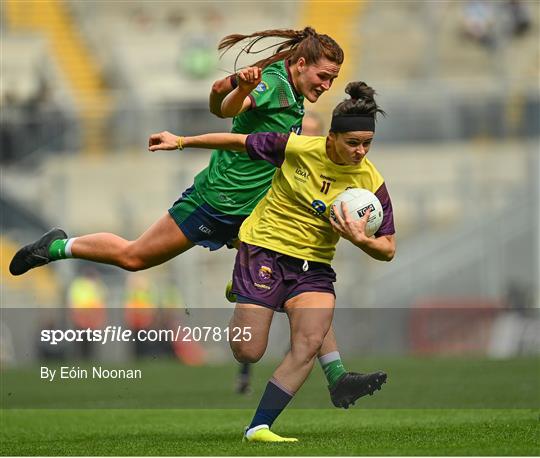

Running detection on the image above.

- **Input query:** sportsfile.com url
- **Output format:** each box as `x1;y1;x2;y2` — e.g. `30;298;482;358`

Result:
40;326;252;345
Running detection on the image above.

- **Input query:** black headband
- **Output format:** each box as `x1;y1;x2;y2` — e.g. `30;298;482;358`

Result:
330;114;375;133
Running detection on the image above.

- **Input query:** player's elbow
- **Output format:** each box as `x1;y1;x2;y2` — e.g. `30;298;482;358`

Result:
371;245;395;262
382;245;396;262
384;249;395;262
211;79;228;96
209;105;225;118
209;102;225;119
377;236;396;262
209;82;228;118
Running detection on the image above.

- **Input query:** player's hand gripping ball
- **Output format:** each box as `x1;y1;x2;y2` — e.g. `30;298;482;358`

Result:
331;188;383;237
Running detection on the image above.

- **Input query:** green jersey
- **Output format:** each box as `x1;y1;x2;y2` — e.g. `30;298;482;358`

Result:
193;60;305;215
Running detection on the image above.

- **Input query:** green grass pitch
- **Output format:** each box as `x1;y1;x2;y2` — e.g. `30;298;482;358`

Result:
1;357;538;455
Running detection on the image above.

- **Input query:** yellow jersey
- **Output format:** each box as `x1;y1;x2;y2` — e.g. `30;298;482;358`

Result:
239;132;395;264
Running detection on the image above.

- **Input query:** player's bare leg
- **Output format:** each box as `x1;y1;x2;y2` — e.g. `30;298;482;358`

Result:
9;213;194;275
229;303;274;364
319;325;338;355
244;292;333;443
70;213;193;270
273;292;334;391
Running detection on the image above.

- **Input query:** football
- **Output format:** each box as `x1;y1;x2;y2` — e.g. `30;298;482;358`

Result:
331;188;384;237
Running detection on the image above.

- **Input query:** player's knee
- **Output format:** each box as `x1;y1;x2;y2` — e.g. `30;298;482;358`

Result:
293;332;325;359
120;245;150;272
234;351;262;364
231;342;264;363
119;257;147;272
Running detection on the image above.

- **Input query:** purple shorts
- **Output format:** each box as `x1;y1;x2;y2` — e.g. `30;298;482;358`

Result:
231;242;336;312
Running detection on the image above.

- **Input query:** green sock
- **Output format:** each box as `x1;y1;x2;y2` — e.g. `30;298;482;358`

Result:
319;351;346;388
48;239;70;260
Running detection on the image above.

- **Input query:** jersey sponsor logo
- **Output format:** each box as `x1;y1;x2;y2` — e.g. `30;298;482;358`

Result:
254;81;269;93
258;266;272;281
311;199;327;215
198;224;214;235
319;174;336;182
295;167;310;181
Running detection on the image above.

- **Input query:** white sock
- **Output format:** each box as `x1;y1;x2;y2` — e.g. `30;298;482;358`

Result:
65;237;77;258
318;350;341;367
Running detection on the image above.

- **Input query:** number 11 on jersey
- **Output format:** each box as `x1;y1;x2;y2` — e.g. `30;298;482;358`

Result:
320;181;331;194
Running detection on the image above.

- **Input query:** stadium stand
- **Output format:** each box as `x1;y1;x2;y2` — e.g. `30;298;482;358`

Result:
1;0;538;319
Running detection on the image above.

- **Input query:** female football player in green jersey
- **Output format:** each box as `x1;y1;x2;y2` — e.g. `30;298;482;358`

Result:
10;27;341;277
10;28;373;408
140;81;395;442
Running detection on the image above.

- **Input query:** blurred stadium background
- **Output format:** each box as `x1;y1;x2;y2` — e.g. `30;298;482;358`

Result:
1;0;539;371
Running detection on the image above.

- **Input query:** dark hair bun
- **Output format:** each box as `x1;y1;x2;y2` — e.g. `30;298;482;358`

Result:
345;81;375;101
332;80;385;119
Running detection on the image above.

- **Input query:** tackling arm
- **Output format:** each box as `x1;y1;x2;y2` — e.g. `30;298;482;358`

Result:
184;133;247;152
148;131;247;153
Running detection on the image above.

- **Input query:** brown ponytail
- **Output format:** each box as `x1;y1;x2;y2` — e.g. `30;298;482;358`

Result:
218;26;344;71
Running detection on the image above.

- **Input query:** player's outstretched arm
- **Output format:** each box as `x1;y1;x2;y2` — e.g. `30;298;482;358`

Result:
331;203;396;261
148;131;247;153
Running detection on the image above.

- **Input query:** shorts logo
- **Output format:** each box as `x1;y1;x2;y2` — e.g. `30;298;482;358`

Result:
255;81;269;93
254;282;271;290
258;265;272;281
311;199;327;215
218;192;233;203
198;224;214;235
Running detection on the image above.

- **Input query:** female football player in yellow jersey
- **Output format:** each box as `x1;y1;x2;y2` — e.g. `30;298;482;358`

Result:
233;110;326;396
147;81;395;442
